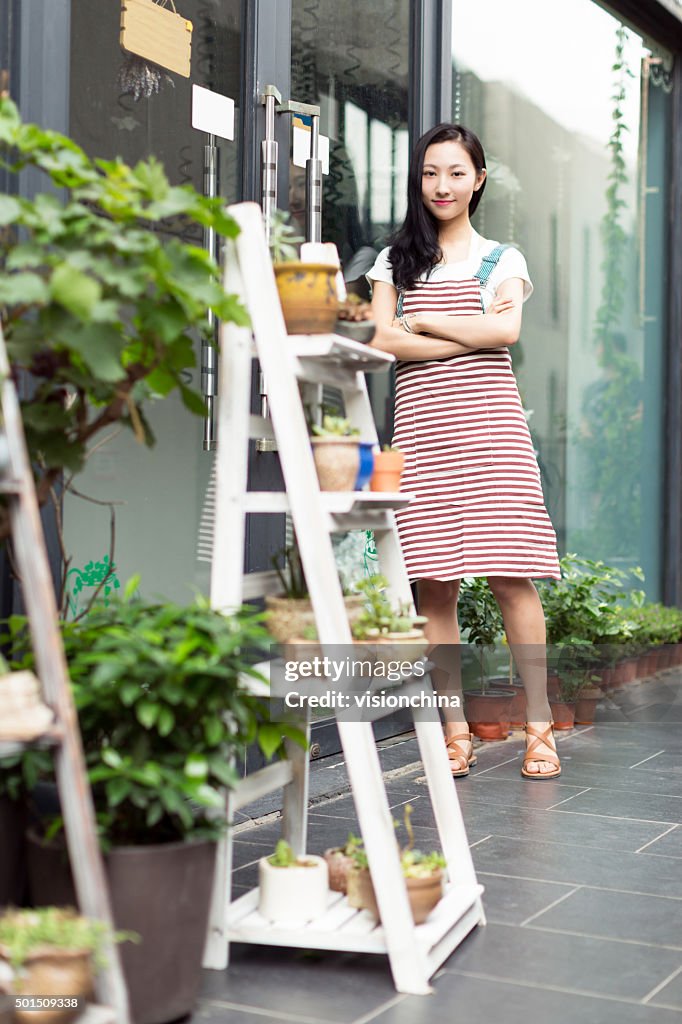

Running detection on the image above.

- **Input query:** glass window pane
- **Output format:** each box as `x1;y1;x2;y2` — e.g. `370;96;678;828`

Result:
63;0;241;608
452;0;671;597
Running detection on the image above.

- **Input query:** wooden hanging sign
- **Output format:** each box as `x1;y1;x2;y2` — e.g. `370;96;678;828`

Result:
120;0;193;78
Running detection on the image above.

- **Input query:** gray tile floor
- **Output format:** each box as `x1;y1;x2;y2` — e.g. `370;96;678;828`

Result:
193;673;682;1024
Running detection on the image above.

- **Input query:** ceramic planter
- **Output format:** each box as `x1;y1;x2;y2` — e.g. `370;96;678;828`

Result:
258;854;328;923
3;946;93;1024
347;866;443;924
27;833;217;1024
370;449;405;492
549;698;576;730
464;687;514;741
311;436;360;491
274;262;338;334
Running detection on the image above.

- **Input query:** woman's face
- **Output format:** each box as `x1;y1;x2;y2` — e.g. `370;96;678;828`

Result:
421;140;486;224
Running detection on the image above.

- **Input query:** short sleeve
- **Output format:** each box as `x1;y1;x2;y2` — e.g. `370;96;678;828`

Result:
366;246;395;288
488;247;533;302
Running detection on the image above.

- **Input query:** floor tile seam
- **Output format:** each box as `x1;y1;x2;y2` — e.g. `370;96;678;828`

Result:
642;964;682;1004
347;994;407;1024
637;851;682;861
199;997;337;1024
524;922;682;953
546;787;593;809
549;808;680;827
629;749;667;769
472;826;665;855
475;870;682;900
519;885;583;926
468;835;493;849
635;825;681;854
439;967;670;1005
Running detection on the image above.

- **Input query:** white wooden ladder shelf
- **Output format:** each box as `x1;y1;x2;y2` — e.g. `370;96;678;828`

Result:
203;202;485;994
0;326;129;1024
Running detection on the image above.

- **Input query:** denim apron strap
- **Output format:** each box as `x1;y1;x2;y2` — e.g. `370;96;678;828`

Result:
473;243;510;286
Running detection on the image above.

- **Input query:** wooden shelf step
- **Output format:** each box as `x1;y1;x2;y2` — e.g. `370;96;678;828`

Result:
225;882;484;957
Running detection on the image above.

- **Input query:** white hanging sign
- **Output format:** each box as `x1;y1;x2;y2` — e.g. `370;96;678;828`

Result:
191;84;235;141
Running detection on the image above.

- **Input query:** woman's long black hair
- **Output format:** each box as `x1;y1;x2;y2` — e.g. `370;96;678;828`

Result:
389;123;487;293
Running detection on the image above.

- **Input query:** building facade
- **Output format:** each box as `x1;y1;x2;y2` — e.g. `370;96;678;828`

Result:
2;0;682;616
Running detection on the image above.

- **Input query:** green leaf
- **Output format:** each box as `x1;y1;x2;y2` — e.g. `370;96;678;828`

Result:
50;264;102;320
184;754;208;780
106;777;132;807
0;272;49;306
136;701;159;729
157;706;175;736
59;323;126;382
0;195;21;226
257;723;285;761
179;382;207;417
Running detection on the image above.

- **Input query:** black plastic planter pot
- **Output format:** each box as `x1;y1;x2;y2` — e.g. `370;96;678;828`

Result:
27;832;216;1024
0;796;27;908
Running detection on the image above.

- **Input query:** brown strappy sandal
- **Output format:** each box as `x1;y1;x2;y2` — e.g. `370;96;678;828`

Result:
521;722;561;780
445;732;477;778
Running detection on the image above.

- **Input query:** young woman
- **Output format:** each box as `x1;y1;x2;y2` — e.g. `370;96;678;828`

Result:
367;123;561;781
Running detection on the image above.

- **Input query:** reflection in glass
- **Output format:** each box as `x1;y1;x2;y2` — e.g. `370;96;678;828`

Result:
63;0;241;603
452;1;670;597
291;0;409;443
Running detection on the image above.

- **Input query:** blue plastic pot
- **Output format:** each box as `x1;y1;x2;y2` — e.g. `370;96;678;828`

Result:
355;442;375;490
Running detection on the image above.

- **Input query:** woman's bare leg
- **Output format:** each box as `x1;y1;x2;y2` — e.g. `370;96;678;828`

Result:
417;579;471;772
487;577;558;775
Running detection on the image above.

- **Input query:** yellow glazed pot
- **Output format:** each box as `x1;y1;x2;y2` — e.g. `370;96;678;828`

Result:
274;262;339;334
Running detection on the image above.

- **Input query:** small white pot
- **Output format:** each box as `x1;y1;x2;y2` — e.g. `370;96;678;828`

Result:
258;855;329;923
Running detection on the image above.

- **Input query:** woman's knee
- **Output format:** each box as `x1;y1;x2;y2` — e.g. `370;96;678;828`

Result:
417;578;460;609
487;576;537;605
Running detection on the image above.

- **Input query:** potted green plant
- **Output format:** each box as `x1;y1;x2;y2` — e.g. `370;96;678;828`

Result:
350;574;429;665
10;586;304;1024
323;832;364;894
0;98;247;568
458;578;510;740
258;840;329;923
265;534;364;643
370;445;405;493
346;805;445;925
0;907;133;1024
269;210;339;334
310;414;361;491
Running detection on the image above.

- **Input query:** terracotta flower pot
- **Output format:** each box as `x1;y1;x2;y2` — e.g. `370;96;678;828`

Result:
549;698;575;730
346;866;443;924
370;449;405;492
311;436;360;491
324;849;354;894
274;262;339;334
5;946;93;1024
574;688;602;726
464;688;514;741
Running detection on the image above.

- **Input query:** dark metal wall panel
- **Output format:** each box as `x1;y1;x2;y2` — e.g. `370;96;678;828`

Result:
664;56;682;604
600;0;682;48
409;0;452;145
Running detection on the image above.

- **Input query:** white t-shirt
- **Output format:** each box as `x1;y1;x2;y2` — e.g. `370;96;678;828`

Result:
366;229;533;310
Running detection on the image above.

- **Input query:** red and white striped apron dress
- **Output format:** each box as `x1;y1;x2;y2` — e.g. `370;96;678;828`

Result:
393;252;560;582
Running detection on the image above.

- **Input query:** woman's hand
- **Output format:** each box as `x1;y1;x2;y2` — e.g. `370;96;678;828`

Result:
487;295;515;315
